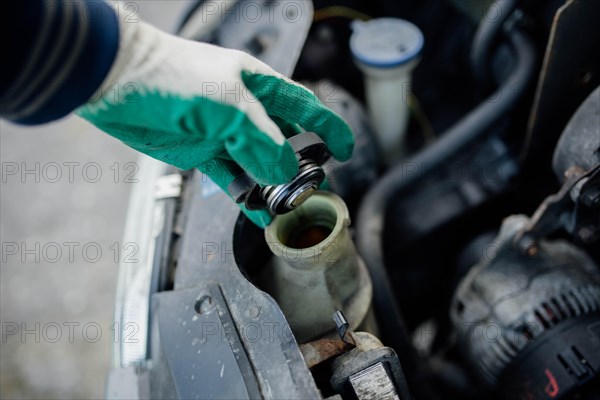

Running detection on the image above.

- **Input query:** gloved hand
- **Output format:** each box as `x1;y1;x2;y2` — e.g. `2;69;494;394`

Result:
77;6;354;227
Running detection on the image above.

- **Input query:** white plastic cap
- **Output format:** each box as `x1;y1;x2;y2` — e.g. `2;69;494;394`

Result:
350;18;424;68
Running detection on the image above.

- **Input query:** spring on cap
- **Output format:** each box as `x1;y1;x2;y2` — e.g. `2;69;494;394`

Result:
227;132;331;215
260;157;325;214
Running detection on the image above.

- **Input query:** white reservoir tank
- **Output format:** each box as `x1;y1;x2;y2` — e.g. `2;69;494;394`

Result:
350;18;424;164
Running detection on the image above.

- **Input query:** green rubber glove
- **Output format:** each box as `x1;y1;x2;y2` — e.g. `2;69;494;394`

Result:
77;5;354;227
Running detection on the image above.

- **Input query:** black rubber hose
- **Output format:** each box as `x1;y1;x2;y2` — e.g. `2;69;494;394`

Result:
471;0;519;85
176;0;207;35
355;28;536;397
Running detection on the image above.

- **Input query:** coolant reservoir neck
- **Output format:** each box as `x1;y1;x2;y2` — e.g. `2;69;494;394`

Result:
265;191;353;268
263;191;374;342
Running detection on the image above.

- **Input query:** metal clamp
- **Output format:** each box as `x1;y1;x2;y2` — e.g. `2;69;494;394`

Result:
515;164;600;253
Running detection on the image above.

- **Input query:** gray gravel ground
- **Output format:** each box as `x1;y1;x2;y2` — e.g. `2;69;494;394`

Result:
1;3;187;399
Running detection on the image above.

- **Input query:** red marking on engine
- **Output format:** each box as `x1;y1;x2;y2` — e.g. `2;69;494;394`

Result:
544;368;559;397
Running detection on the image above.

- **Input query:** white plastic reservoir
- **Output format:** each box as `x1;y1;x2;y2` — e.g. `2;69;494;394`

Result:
350;18;424;164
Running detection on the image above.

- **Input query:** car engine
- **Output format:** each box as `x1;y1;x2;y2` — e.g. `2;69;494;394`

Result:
106;1;600;399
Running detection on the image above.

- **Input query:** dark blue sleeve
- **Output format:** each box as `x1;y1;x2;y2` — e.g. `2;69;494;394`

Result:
0;0;119;124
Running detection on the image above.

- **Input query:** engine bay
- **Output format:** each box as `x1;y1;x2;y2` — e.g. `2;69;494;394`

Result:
107;1;600;399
